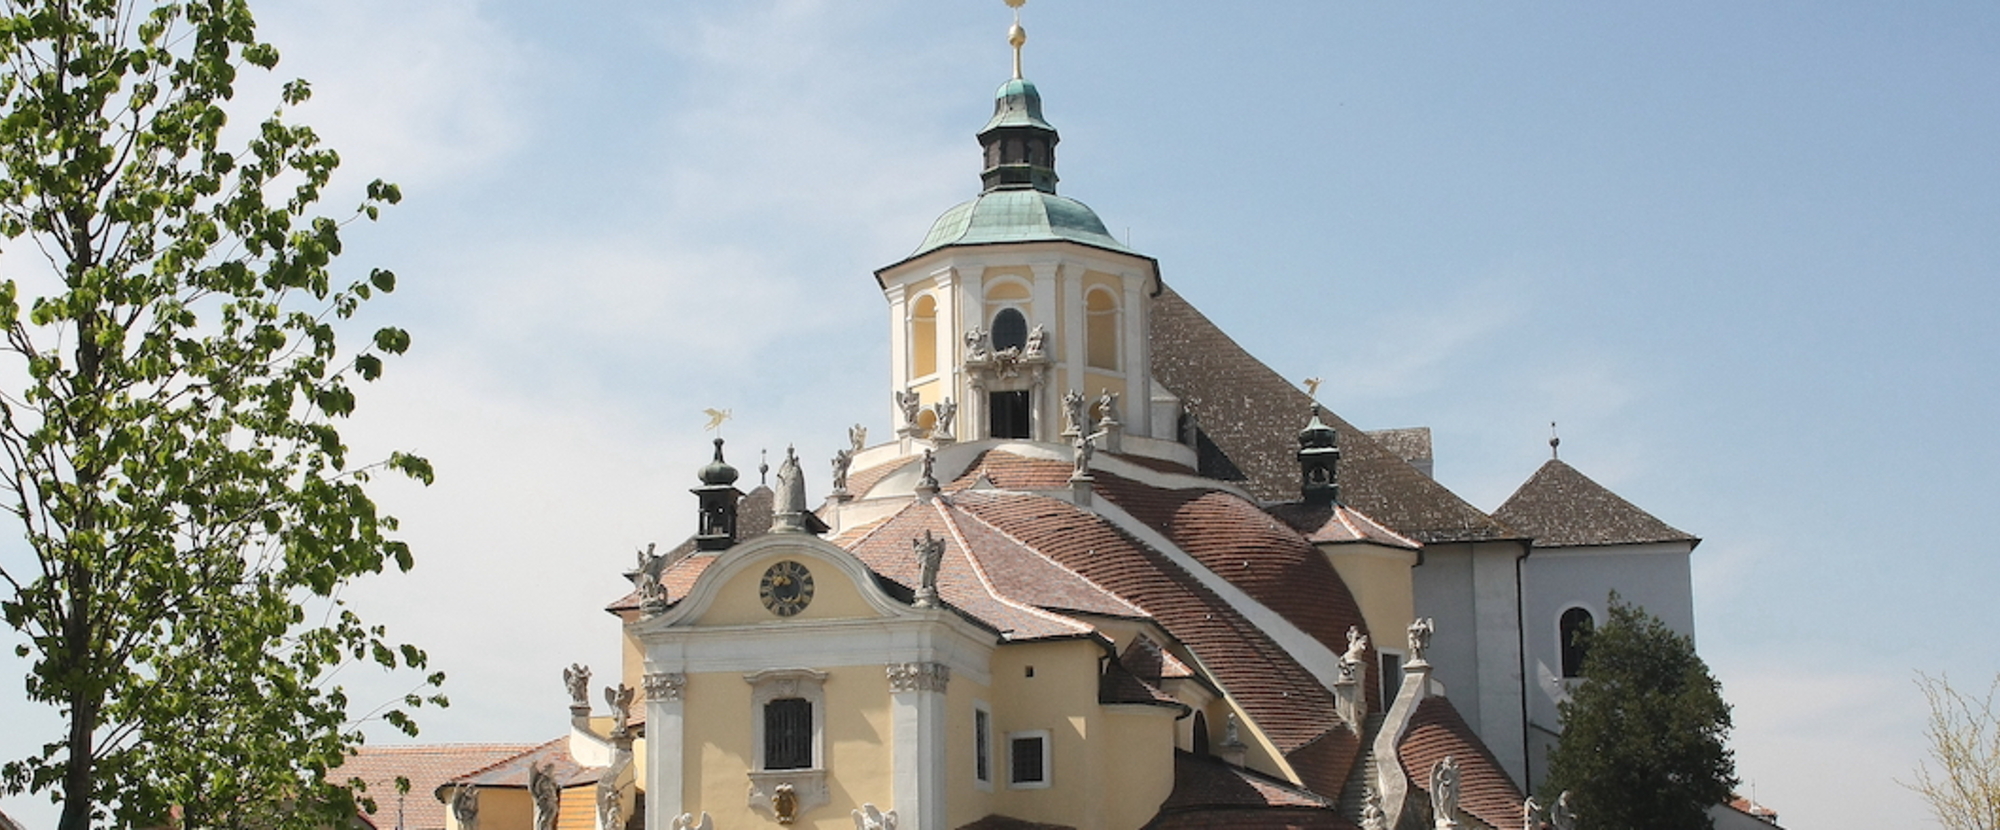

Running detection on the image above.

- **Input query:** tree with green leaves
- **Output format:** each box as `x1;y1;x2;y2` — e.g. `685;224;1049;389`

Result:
0;1;440;828
1541;596;1737;830
1906;672;2000;830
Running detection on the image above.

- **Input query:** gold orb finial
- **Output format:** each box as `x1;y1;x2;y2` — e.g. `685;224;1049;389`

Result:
1005;0;1028;79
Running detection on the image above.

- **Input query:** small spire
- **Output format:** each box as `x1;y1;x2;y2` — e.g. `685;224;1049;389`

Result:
760;448;770;486
1549;421;1561;460
1006;0;1027;79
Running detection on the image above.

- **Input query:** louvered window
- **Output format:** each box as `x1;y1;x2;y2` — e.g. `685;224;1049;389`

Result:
975;708;992;783
1010;734;1047;786
765;697;812;770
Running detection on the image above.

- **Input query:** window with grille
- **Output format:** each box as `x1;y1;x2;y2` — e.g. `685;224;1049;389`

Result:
1009;732;1049;788
764;697;813;770
1560;607;1595;679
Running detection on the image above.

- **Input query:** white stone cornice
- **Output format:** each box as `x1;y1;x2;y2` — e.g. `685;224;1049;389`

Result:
885;661;951;693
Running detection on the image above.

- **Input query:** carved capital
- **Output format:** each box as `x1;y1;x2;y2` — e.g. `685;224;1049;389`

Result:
645;672;687;702
885;661;950;693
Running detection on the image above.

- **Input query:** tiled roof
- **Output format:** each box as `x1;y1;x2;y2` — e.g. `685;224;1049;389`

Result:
1143;808;1356;830
1493;459;1698;547
1266;503;1421;550
947;490;1357;790
1158;751;1338;811
336;743;538;830
840;499;1100;641
1150;287;1514;544
1398;698;1525;830
956;816;1077;830
444;738;603;791
1096;472;1373;687
845;452;919;500
1100;656;1183;708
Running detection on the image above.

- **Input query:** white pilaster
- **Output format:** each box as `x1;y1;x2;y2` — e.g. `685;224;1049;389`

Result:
1062;262;1085;405
885;282;910;430
888;662;950;830
1123;272;1151;437
1029;261;1060;441
643;672;686;830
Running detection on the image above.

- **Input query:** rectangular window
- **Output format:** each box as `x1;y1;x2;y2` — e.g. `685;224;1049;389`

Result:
974;707;992;784
1380;652;1404;704
765;697;813;770
1008;730;1050;789
989;390;1032;439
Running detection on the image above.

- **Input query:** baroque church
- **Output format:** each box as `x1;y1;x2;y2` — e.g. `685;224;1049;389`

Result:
344;11;1781;830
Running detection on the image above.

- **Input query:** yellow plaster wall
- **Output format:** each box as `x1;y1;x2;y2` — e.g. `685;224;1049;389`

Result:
1100;708;1178;829
695;553;886;627
945;672;997;829
984;640;1110;827
444;788;532;830
1322;543;1417;655
681;665;898;830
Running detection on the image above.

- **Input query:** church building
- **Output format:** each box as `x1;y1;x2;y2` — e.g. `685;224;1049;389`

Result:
347;10;1778;830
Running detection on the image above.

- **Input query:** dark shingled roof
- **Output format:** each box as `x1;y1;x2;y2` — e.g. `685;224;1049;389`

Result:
1492;459;1697;548
1150;287;1515;544
956;816;1077;830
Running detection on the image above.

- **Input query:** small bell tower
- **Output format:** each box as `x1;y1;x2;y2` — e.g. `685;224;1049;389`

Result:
1298;406;1340;506
693;438;743;551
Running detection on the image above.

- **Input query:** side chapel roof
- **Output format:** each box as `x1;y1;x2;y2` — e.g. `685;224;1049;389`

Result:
1398;697;1526;830
337;743;538;830
1492;459;1697;548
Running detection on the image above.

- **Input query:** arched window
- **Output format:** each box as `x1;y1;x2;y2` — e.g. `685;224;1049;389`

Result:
1085;287;1118;370
991;308;1028;352
1192;711;1210;755
1560;607;1595;678
911;294;937;377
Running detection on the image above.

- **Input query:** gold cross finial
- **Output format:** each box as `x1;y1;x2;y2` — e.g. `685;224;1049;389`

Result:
1005;0;1027;79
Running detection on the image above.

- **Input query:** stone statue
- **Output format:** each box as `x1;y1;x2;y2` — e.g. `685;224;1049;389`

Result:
963;326;990;361
671;813;714;830
1222;712;1243;747
598;781;624;830
1408;617;1434;665
852;803;900;830
773;444;808;531
932;398;957;441
917;448;938;493
529;761;560;830
831;446;853;494
1023;324;1047;357
1430;755;1461;829
1360;785;1387;830
849;423;867;454
1550;792;1577;830
604;684;635;739
1343;625;1370;665
450;783;479;830
773;782;800;824
1522;795;1542;830
1097;388;1120;425
1062;389;1087;436
894;389;923;433
1072;433;1095;479
634;543;668;612
913;530;945;608
563;664;591;712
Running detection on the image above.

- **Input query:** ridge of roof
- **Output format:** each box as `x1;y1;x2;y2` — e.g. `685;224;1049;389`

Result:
1149;287;1515;544
1266;502;1422;550
1492;459;1698;548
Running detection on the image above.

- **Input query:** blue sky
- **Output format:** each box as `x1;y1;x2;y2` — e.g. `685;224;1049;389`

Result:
3;2;1997;828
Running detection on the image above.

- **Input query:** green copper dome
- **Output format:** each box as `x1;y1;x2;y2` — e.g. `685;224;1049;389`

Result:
911;189;1131;258
983;78;1056;132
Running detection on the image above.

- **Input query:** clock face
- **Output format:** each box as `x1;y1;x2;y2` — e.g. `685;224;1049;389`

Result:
759;560;815;617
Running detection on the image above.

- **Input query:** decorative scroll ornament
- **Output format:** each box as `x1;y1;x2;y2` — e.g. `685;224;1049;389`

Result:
1360;785;1387;830
886;661;951;693
912;530;945;608
671;813;714;830
773;782;800;824
644;672;687;702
